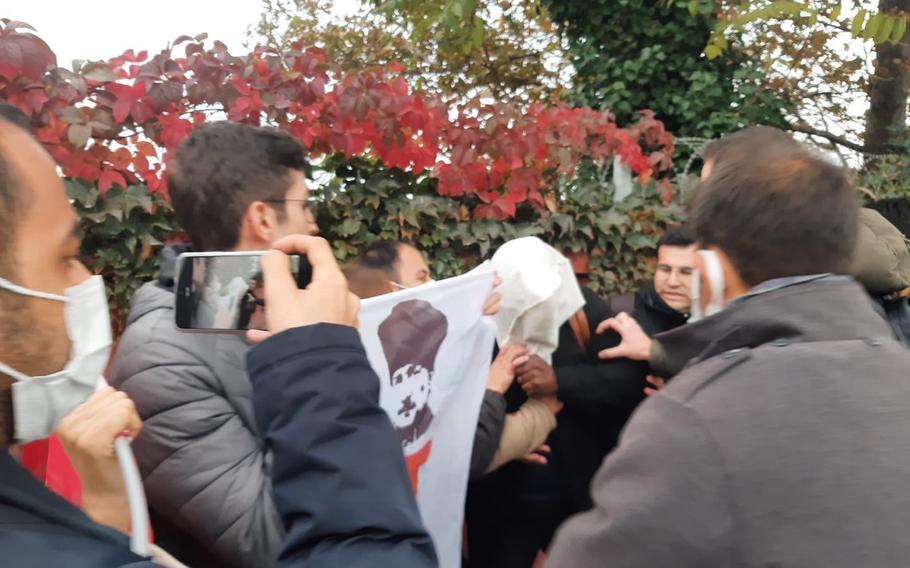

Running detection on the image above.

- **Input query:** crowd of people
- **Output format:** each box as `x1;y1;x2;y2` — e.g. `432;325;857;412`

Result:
2;98;910;568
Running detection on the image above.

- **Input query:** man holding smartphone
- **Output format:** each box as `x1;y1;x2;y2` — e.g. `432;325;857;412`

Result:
0;105;434;567
108;122;319;567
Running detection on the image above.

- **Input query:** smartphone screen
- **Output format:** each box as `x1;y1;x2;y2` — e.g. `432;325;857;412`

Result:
174;252;311;332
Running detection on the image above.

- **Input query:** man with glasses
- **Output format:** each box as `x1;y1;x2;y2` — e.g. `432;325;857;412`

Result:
108;122;316;568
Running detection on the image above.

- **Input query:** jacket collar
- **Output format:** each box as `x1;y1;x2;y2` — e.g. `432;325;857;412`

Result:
651;277;892;378
0;452;132;548
157;243;194;288
638;281;689;322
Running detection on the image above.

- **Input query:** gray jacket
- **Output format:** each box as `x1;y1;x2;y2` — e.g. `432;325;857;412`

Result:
108;250;282;568
548;277;910;567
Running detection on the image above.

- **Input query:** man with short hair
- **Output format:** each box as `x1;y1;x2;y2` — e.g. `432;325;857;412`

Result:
0;107;436;567
699;125;800;181
358;240;433;289
108;122;315;567
547;130;910;567
607;225;695;329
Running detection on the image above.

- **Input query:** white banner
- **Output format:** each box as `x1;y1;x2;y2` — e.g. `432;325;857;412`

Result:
359;264;497;568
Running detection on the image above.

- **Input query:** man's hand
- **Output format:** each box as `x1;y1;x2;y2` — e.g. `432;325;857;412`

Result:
487;343;530;394
482;274;502;316
248;235;360;343
644;375;666;397
520;444;551;466
596;312;652;361
537;395;564;415
56;387;142;534
515;355;558;397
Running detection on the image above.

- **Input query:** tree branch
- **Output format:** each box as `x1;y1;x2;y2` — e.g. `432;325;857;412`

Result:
789;124;868;153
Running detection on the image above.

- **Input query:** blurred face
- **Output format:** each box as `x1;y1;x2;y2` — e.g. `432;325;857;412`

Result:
395;244;432;288
654;244;697;313
0;122;91;377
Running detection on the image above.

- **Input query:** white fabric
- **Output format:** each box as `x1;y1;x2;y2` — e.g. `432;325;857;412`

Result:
690;249;725;322
490;237;585;363
0;275;113;443
613;154;634;202
359;264;497;568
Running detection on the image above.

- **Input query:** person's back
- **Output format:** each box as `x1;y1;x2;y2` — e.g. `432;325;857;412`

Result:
685;281;910;566
548;127;910;567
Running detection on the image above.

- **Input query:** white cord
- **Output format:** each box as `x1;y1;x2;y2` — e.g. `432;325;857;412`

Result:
114;437;151;558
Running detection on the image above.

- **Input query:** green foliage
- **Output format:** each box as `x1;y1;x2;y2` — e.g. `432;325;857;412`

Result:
67;150;681;333
312;155;684;295
859;131;910;202
67;180;180;334
704;0;908;56
256;0;570;104
543;0;793;140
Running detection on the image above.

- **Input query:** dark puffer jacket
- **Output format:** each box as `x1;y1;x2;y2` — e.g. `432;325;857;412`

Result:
107;247;283;568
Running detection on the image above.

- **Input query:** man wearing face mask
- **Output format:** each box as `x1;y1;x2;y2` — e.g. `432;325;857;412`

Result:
357;240;434;290
0;107;436;567
107;122;317;568
0;106;172;565
546;133;910;567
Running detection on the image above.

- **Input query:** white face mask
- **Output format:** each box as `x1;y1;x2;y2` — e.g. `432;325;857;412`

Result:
391;279;436;291
689;250;726;322
0;275;113;443
0;274;152;557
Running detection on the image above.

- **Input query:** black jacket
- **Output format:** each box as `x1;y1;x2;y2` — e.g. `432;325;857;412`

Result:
0;452;155;568
550;284;687;507
629;281;690;339
248;324;438;567
469;389;508;479
465;288;625;537
0;323;436;568
467;284;688;522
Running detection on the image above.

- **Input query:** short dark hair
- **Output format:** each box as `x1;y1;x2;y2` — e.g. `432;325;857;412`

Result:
868;197;910;238
0;104;32;277
657;225;696;249
167;122;309;251
701;126;799;164
0;106;35;411
0;103;33;133
358;240;414;279
693;140;858;287
342;264;392;299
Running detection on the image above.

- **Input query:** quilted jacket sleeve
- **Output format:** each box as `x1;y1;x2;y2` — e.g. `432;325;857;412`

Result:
108;330;283;568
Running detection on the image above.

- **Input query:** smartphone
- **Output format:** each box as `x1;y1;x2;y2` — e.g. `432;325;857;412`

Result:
174;251;313;333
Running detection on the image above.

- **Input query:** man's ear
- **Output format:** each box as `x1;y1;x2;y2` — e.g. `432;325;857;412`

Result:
242;201;278;245
712;247;750;302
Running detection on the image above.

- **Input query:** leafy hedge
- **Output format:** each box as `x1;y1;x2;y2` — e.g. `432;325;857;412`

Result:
0;19;683;333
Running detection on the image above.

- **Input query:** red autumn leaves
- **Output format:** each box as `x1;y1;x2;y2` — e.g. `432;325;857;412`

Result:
0;19;674;218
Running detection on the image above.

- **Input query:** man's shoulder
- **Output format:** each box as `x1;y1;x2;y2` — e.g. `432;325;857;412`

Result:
664;336;910;410
113;282;250;380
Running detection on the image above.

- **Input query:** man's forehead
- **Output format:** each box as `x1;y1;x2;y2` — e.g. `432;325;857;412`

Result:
0;120;75;236
286;169;309;196
0;121;58;190
658;245;697;263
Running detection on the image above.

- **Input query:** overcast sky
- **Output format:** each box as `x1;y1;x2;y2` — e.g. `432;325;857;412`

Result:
6;1;869;165
6;0;355;66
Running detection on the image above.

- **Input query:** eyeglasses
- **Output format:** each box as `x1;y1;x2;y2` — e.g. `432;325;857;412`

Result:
263;198;315;212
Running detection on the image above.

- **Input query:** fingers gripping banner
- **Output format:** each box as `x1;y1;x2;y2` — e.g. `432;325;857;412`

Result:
359;265;497;568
